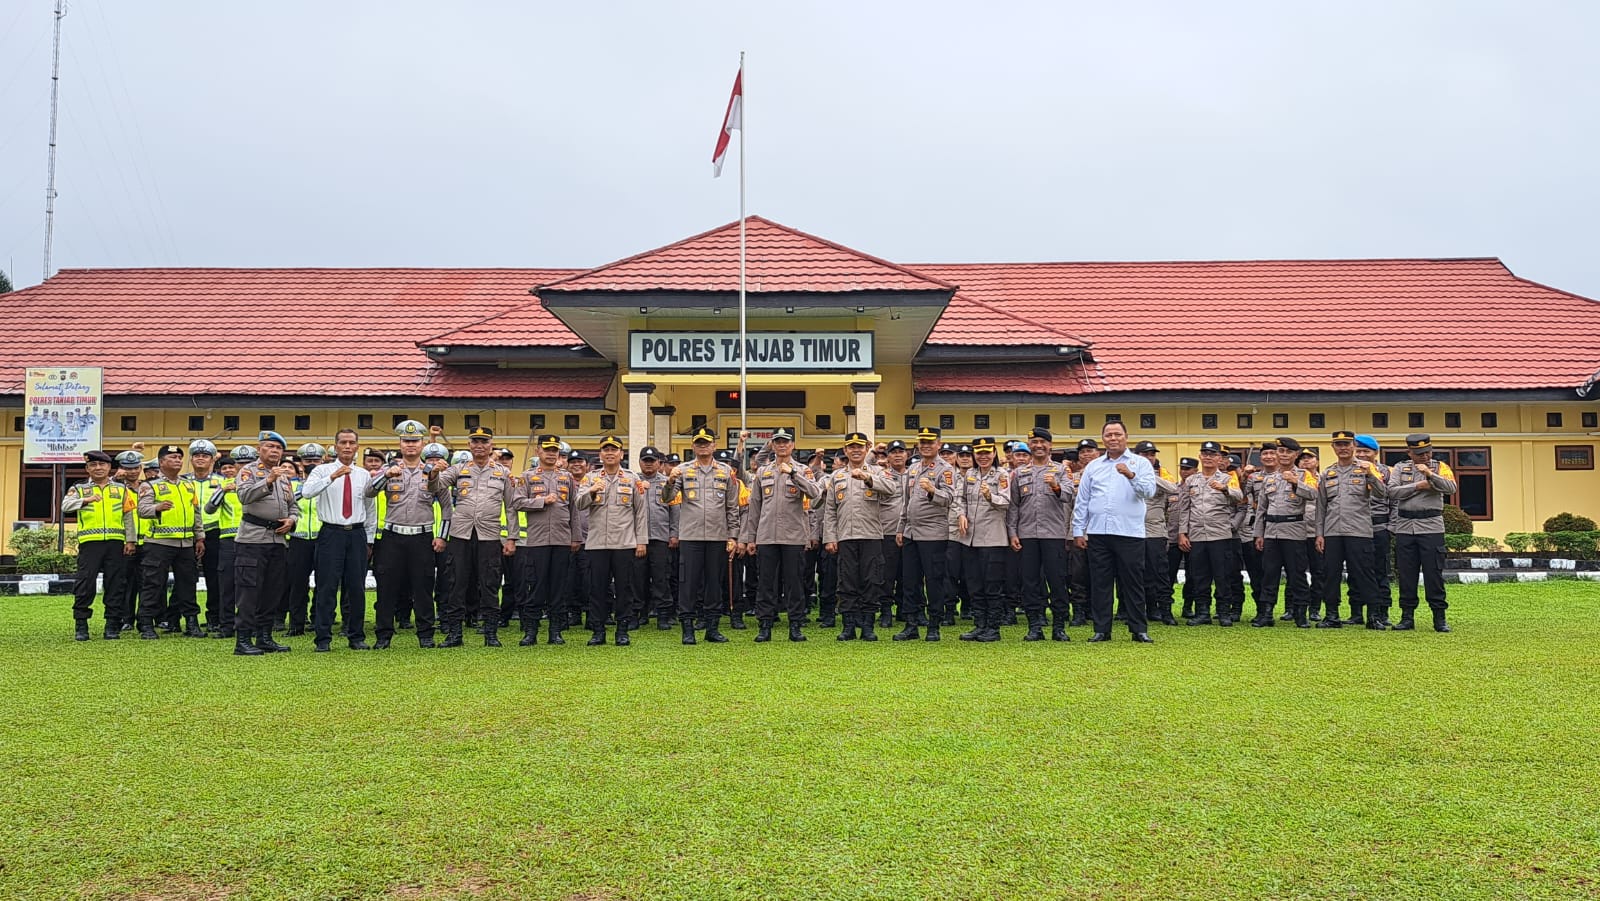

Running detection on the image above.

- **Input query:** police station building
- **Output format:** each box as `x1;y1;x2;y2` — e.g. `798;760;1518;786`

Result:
4;216;1600;551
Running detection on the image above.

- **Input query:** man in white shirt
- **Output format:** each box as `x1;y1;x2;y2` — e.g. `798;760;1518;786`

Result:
299;427;377;651
1070;421;1158;643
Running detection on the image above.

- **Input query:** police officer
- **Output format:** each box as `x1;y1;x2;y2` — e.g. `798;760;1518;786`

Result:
958;437;1011;642
826;431;901;641
897;427;956;640
1354;435;1394;626
423;442;455;624
1167;456;1197;621
564;450;592;631
634;447;678;630
661;426;740;644
183;439;227;634
1176;441;1243;626
1315;430;1388;629
945;444;975;622
877;439;910;628
369;419;447;649
511;435;579;645
1134;440;1180;626
1253;438;1319;627
433;427;516;647
1006;427;1072;641
203;452;244;638
135;444;205;639
575;435;649;646
1064;438;1100;624
282;450;321;636
232;431;298;655
741;428;823;642
62;450;137;640
1387;434;1457;632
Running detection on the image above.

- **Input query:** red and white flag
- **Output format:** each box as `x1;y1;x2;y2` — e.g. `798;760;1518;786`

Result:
712;67;742;178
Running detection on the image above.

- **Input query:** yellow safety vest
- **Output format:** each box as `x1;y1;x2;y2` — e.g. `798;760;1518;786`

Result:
73;482;132;543
146;478;200;541
215;479;242;540
291;478;321;540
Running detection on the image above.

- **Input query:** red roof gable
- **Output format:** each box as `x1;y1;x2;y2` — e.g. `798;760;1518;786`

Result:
916;258;1600;392
537;216;957;294
0;268;610;400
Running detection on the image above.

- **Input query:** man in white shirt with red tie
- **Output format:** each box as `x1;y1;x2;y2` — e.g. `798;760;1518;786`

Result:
300;427;377;651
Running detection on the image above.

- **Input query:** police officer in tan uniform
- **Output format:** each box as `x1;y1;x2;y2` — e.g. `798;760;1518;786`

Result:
434;426;517;647
661;426;741;645
741;428;823;642
826;431;902;641
575;435;649;646
1315;430;1389;630
1387;434;1458;632
957;437;1011;642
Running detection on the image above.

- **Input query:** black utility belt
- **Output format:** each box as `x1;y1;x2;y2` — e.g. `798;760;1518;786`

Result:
241;513;282;529
1399;509;1441;519
320;523;362;531
1371;515;1390;525
1264;514;1304;523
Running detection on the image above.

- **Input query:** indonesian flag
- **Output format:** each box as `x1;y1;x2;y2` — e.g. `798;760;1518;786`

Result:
712;67;742;178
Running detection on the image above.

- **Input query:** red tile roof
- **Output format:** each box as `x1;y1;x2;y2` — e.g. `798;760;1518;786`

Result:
536;216;957;294
915;362;1095;395
0;268;613;400
915;258;1600;392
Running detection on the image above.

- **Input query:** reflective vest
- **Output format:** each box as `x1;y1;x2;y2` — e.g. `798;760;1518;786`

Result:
291;478;321;540
498;507;528;541
73;481;133;543
215;478;242;540
146;478;200;541
373;491;387;538
185;472;226;532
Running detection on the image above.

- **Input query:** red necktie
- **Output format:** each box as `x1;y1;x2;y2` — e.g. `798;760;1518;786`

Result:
342;471;353;518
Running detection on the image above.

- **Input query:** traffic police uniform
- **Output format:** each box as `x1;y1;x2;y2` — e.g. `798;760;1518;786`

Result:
511;435;580;644
135;445;205;638
957;438;1010;641
202;455;244;637
283;456;322;635
741;428;824;640
825;432;901;641
1175;442;1244;625
660;427;741;643
1386;433;1457;632
574;435;650;645
435;427;518;646
182;439;227;632
1315;431;1389;628
898;427;957;638
1006;427;1073;640
1253;441;1319;626
62;450;137;640
232;431;298;654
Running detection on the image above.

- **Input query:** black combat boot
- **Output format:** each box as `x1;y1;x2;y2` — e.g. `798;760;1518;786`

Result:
102;624;121;640
681;620;697;645
1023;615;1046;642
1314;612;1342;629
483;627;502;647
441;624;464;648
1393;609;1416;630
1293;604;1310;628
520;625;538;646
256;630;291;652
977;614;1002;642
614;627;630;646
892;622;919;641
1432;610;1451;633
1050;619;1069;641
754;622;773;643
586;629;606;646
234;636;265;656
878;610;895;629
837;612;858;641
704;614;729;643
74;621;90;641
859;614;879;641
547;614;565;645
657;615;674;631
788;622;807;642
183;615;205;638
925;622;941;641
139;621;159;640
1187;604;1212;626
729;612;747;630
959;613;984;641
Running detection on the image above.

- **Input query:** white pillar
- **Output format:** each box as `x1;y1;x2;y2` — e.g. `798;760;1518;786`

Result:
852;384;877;446
652;405;675;457
626;384;652;471
843;405;858;438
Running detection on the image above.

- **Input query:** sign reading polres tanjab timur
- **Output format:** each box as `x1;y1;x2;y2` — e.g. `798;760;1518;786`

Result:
629;331;873;372
24;366;104;464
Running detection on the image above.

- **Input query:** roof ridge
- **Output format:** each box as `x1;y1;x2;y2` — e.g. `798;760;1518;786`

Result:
947;292;1090;346
911;257;1508;268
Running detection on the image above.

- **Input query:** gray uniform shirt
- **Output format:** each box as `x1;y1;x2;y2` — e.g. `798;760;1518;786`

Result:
824;464;901;544
436;461;516;541
1253;468;1319;541
371;461;444;528
512;466;579;547
900;457;956;541
1386;461;1457;536
949;467;974;544
963;467;1011;547
1176;470;1243;542
1144;466;1180;539
575;468;650;550
741;460;823;546
878;467;910;536
639;471;678;542
662;460;741;543
1007;460;1072;541
1367;462;1395;531
1316;461;1389;538
233;461;298;546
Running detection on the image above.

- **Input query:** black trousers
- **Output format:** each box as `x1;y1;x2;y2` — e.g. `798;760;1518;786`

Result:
1167;544;1194;616
200;527;222;625
216;539;237;629
446;537;504;628
944;540;969;617
313;525;369;644
588;547;635;629
902;537;950;623
816;544;838;619
835;538;883;615
73;540;128;625
678;540;727;622
285;538;317;628
140;543;198;625
1065;541;1090;616
1240;539;1263;609
1258;537;1310;614
1368;529;1393;615
1321;534;1378;620
755;543;806;624
878;535;902;616
1394;531;1448;613
1223;540;1247;619
522;544;570;627
1141;537;1170;615
1018;537;1068;624
964;545;1007;624
565;547;589;625
234;542;288;637
433;548;452;613
498;547;523;624
1088;534;1147;635
634;539;672;621
1305;538;1327;616
115;545;143;625
375;531;436;642
1185;539;1233;617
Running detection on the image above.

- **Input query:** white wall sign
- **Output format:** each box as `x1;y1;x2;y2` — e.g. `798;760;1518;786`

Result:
24;366;104;464
630;331;873;372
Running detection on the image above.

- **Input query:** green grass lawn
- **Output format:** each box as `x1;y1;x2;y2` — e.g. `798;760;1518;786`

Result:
3;583;1598;901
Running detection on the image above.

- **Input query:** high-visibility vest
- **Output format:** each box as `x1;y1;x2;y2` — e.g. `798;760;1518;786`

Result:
72;481;133;543
215;479;242;540
373;491;387;538
146;478;200;541
185;472;225;531
291;478;321;540
498;507;528;541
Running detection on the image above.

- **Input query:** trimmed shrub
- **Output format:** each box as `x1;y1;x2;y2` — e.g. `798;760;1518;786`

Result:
16;552;76;574
1503;533;1535;553
1546;531;1600;560
1543;512;1598;532
8;527;76;558
1468;536;1503;552
1444;534;1475;552
1442;505;1474;535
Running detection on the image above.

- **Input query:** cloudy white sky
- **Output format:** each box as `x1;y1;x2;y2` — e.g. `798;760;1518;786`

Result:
1;1;1596;297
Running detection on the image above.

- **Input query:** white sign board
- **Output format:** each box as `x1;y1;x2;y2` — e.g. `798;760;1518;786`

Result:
24;366;104;464
630;331;873;372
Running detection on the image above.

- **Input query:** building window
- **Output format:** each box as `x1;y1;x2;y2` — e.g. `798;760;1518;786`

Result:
1140;413;1157;429
1372;412;1388;429
1445;412;1461;429
294;415;311;431
565;415;581;431
690;414;707;432
120;416;137;432
1068;414;1084;431
1380;446;1493;519
392;414;408;428
1409;412;1425;429
939;414;955;431
259;415;276;431
465;414;481;430
12;416;22;432
1555;445;1593;471
1201;414;1218;430
188;415;205;432
530;414;546;431
600;415;616;431
1104;413;1121;424
815;414;832;431
1034;414;1051;429
1272;413;1288;429
20;463;90;521
1309;413;1326;430
1583;412;1598;429
874;415;885;430
224;415;240;432
358;414;374;430
904;415;920;431
1547;412;1563;428
428;414;445;429
1481;412;1498;429
1237;414;1253;429
974;414;990;430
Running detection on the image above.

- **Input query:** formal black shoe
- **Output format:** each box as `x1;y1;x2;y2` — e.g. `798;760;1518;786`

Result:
418;638;436;649
1376;617;1394;629
74;623;90;641
1308;612;1323;621
1343;615;1364;626
1051;626;1069;642
286;627;306;637
374;638;391;649
349;639;371;650
484;632;502;647
789;624;807;642
1314;619;1342;629
586;631;606;646
1087;632;1112;643
519;631;538;646
139;627;159;640
234;639;265;656
614;630;630;646
1132;632;1155;643
754;624;773;643
314;639;332;652
1186;615;1212;626
877;612;894;629
892;624;919;641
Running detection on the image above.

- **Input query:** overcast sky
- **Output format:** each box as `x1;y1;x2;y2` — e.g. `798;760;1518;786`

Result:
1;1;1597;297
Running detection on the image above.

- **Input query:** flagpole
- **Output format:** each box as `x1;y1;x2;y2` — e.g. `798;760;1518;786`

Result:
737;51;748;439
